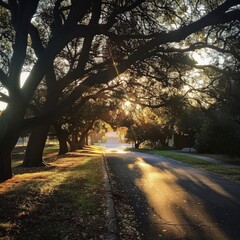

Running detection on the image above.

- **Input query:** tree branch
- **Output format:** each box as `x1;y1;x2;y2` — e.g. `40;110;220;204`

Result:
0;70;8;86
29;23;44;58
0;92;10;103
0;0;9;9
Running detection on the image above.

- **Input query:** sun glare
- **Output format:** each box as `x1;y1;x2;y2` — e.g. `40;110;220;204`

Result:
182;85;190;92
0;72;29;111
124;101;131;107
191;51;211;65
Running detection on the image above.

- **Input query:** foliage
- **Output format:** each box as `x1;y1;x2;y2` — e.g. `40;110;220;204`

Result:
195;108;240;156
126;122;169;148
1;0;240;180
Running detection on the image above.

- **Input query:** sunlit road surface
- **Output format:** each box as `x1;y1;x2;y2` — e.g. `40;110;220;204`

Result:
102;135;240;240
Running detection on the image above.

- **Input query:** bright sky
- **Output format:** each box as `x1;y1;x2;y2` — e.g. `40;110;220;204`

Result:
0;72;29;111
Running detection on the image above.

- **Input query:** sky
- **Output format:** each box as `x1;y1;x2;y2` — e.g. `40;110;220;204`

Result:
0;72;29;111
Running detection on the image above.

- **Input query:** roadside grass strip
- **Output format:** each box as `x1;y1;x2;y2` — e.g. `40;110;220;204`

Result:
131;149;240;181
0;146;107;240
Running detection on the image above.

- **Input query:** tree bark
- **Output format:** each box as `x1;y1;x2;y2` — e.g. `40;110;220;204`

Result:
0;102;26;181
54;123;69;155
69;130;79;151
0;129;20;181
78;133;87;149
78;124;93;149
58;136;69;155
0;144;14;182
22;123;50;167
134;142;140;149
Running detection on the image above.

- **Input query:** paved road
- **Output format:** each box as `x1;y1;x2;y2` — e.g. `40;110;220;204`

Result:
102;137;240;240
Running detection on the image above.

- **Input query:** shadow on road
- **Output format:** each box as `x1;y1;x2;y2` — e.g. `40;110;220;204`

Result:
107;151;240;240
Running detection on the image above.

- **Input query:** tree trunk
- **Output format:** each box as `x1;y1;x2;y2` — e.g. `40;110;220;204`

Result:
23;84;60;167
78;125;93;149
69;130;79;151
134;142;140;149
90;132;96;145
0;134;21;181
22;123;50;167
0;144;14;182
78;134;86;149
58;135;69;155
54;123;69;155
0;103;26;181
85;134;89;145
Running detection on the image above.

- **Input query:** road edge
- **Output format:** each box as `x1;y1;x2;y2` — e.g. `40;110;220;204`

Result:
102;154;120;240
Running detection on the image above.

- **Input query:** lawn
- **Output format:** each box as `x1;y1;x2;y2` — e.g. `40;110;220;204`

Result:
12;144;60;168
0;146;107;240
131;149;240;181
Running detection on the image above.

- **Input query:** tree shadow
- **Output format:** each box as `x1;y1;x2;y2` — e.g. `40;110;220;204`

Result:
107;153;240;240
0;153;107;239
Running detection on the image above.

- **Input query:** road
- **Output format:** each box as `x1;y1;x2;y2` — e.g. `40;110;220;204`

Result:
102;134;240;240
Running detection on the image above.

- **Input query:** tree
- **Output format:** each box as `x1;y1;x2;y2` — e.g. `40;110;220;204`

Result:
195;105;240;156
0;0;240;181
54;97;119;153
175;106;206;148
126;124;147;149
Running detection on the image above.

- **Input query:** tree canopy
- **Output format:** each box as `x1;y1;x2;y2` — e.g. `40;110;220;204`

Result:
0;0;240;181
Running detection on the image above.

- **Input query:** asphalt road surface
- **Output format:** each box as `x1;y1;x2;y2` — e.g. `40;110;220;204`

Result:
102;135;240;240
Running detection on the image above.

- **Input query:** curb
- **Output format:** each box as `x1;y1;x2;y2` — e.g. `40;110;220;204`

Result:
102;154;120;240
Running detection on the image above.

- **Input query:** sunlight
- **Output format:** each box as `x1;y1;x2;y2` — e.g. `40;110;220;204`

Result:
104;148;128;154
128;157;229;239
122;100;132;115
0;101;7;111
182;85;190;92
0;72;29;111
124;100;131;108
20;72;29;88
191;51;211;65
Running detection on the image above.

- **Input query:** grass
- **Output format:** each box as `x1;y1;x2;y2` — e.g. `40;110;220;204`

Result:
43;144;59;154
0;146;107;240
131;149;240;181
11;144;59;168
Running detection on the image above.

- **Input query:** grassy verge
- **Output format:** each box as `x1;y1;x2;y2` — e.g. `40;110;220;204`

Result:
11;144;60;168
0;146;107;240
130;149;240;181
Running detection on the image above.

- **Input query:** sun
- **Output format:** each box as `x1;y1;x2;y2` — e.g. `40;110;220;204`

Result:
191;51;211;65
124;101;131;108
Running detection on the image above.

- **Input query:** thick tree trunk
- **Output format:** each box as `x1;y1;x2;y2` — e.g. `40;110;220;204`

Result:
0;145;14;182
78;126;93;149
0;102;26;181
69;130;79;151
0;130;20;181
54;123;69;155
78;134;87;149
134;142;140;149
23;84;60;167
58;135;69;155
22;123;50;167
90;132;96;145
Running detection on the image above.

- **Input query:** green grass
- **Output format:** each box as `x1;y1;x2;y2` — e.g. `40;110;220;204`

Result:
11;144;59;167
0;149;107;239
43;144;59;154
131;149;240;181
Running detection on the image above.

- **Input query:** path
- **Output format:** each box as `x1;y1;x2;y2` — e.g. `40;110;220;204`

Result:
102;133;240;240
